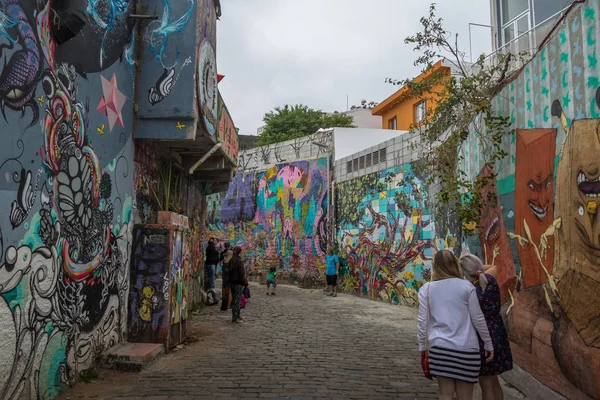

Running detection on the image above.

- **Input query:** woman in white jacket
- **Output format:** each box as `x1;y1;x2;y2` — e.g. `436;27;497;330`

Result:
418;250;494;400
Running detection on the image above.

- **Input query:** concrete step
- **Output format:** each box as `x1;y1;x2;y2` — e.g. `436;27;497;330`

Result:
101;342;165;372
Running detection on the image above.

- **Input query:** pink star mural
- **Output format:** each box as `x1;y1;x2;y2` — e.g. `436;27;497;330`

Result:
97;74;126;131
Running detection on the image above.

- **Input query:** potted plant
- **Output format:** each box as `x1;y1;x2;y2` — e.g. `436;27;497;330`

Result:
149;160;188;228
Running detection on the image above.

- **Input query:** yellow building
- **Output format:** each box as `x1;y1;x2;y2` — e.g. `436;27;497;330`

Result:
371;60;451;131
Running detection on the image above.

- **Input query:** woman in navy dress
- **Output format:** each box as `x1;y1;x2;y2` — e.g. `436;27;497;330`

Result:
459;254;513;400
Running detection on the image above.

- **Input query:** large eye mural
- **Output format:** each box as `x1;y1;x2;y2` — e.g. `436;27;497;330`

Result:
197;39;217;136
0;0;42;129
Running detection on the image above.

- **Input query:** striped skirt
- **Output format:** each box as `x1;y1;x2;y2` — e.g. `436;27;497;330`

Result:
428;346;481;383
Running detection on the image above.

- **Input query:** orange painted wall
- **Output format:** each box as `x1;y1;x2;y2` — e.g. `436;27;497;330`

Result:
373;61;449;131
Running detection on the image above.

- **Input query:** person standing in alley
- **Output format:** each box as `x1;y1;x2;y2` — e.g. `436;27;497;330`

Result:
266;266;277;296
325;247;340;297
459;254;513;400
204;237;219;291
220;242;233;311
229;246;248;323
418;250;494;400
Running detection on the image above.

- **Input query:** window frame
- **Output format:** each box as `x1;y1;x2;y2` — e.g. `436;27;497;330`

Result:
414;100;427;124
388;117;397;130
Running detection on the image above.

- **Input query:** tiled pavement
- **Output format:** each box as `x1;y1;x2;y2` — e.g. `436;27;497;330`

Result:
60;283;526;400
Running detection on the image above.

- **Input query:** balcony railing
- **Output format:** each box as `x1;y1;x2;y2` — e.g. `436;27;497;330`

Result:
485;5;573;71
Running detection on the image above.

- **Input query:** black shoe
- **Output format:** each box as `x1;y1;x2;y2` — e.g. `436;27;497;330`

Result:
266;293;270;296
271;292;276;296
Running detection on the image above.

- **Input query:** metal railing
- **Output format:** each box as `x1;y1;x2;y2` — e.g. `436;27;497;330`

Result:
484;5;572;71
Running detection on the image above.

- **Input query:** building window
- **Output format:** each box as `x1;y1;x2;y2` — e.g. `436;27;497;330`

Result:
359;155;365;169
372;150;379;165
497;0;530;47
346;160;352;174
388;117;397;130
366;153;372;168
379;148;387;163
415;100;427;124
353;158;359;171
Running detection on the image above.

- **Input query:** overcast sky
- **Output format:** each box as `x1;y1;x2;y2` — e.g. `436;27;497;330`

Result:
216;0;492;135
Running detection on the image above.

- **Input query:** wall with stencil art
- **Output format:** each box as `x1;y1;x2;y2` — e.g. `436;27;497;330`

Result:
336;163;454;306
453;2;600;398
0;1;135;398
207;158;329;283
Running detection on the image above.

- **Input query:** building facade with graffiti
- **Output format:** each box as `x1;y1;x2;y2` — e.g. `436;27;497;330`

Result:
0;0;237;399
206;130;333;284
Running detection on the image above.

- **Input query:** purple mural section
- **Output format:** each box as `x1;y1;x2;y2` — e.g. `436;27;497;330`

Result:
220;171;256;222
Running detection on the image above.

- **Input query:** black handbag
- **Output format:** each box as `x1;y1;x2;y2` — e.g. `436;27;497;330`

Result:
243;286;251;299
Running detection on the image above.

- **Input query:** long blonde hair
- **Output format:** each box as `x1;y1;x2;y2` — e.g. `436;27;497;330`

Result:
459;254;489;292
432;250;462;281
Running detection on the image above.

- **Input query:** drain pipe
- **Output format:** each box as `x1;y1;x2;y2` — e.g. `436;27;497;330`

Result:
188;143;222;175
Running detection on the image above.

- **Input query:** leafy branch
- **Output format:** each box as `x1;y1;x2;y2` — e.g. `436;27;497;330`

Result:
386;3;526;235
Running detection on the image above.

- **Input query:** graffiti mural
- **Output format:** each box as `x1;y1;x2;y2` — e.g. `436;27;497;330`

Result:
336;164;451;305
455;3;600;397
208;159;329;278
0;1;134;398
217;92;239;163
128;227;169;343
514;128;556;288
0;0;42;128
476;165;516;302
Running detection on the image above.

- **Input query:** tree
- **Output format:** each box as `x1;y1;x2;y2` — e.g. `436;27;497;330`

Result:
350;99;379;110
387;3;525;235
257;104;355;146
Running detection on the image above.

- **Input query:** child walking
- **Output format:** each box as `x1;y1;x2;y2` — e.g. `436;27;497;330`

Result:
266;267;277;296
325;247;340;297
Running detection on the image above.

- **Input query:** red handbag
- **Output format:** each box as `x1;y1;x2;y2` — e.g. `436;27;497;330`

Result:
421;351;432;380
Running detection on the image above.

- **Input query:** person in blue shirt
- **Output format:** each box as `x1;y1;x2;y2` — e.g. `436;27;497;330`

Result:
325;247;340;297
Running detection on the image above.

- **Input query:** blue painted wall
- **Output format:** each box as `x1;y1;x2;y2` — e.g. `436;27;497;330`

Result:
136;0;218;140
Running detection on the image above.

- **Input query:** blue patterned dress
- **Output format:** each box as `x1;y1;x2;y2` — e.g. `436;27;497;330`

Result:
476;274;513;375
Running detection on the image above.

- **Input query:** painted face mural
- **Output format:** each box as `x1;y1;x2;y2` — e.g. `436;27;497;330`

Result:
552;92;600;349
514;129;556;288
477;165;516;302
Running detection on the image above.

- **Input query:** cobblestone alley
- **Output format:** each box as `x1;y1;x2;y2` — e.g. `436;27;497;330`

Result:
60;284;526;400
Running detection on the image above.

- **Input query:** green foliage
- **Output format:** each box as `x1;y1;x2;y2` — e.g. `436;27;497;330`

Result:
387;3;524;235
257;104;355;146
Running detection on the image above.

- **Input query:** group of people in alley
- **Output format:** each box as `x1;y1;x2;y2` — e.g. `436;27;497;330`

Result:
204;238;510;400
203;238;342;322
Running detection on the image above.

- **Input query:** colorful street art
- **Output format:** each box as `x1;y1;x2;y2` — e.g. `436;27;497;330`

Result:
208;159;328;280
217;91;239;163
336;163;451;305
0;1;133;399
456;3;600;397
